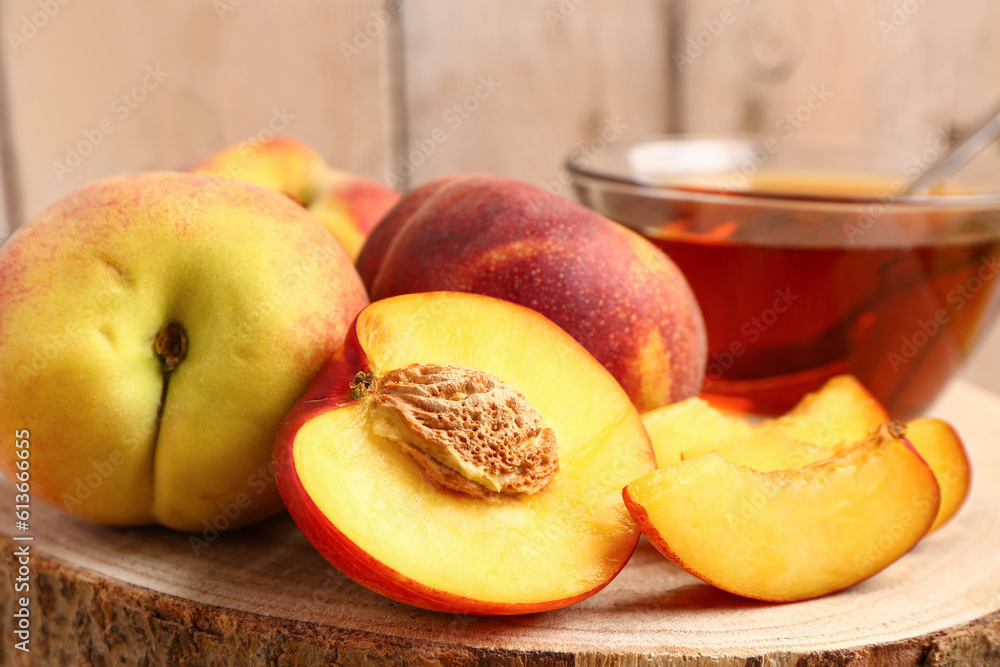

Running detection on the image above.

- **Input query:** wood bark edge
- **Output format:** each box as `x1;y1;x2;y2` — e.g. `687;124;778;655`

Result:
2;539;999;666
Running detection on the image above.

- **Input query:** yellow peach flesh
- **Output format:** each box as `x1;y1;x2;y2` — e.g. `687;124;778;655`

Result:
906;418;971;532
642;397;752;466
291;293;655;605
772;375;890;446
625;426;940;601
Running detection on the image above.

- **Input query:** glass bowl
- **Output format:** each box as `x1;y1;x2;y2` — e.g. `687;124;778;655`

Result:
567;135;1000;418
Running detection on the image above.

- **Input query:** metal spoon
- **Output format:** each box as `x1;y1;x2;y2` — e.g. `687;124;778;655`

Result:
904;103;1000;195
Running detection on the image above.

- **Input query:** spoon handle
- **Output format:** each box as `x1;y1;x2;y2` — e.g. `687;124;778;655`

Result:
904;105;1000;195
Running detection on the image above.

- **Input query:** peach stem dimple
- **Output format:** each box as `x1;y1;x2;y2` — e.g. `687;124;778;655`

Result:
349;371;376;401
154;322;188;372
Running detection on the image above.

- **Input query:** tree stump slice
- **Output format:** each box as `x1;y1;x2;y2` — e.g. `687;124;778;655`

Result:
3;379;1000;666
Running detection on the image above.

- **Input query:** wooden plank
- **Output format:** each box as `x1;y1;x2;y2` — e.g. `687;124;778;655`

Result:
670;0;1000;146
0;137;9;240
398;0;671;190
0;14;14;239
0;0;397;225
964;322;1000;394
3;379;1000;664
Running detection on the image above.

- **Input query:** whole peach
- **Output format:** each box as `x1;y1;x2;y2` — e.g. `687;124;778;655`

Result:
0;172;369;530
186;136;399;260
356;175;707;412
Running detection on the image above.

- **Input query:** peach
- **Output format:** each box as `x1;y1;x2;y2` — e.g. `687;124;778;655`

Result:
773;375;890;446
651;384;968;533
186;136;399;259
642;375;888;466
903;418;970;532
678;423;969;533
274;291;656;614
642;397;752;466
0;172;369;530
356;175;708;412
624;423;940;602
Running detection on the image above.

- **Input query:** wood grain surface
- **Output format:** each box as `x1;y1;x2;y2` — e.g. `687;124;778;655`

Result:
0;0;398;223
399;0;671;190
669;0;1000;144
2;379;999;666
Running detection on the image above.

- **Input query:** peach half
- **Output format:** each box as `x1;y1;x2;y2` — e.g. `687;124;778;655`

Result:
274;292;656;614
624;423;941;602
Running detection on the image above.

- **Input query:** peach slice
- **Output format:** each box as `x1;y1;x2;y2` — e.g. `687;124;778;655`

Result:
641;375;888;466
771;375;890;447
679;418;969;533
275;292;655;614
906;418;971;532
679;428;829;471
624;423;940;602
642;397;752;466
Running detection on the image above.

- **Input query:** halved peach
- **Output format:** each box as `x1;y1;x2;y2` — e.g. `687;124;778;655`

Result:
624;423;940;602
274;292;655;614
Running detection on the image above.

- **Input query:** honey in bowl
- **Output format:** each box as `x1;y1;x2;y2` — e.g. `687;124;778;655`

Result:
574;164;1000;419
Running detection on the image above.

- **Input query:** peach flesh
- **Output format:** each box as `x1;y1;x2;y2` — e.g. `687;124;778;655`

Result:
275;292;656;613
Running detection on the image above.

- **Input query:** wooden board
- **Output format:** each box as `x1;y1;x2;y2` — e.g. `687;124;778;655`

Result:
0;0;397;225
2;379;1000;665
669;0;1000;143
399;0;672;190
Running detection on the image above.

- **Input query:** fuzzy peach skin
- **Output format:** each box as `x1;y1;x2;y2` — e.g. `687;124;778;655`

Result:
0;172;369;531
356;175;708;412
186;136;399;260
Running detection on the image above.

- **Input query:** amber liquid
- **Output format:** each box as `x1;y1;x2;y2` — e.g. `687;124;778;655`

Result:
633;174;1000;418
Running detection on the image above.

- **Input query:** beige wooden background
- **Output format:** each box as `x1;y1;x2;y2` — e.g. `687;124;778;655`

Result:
0;0;997;392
